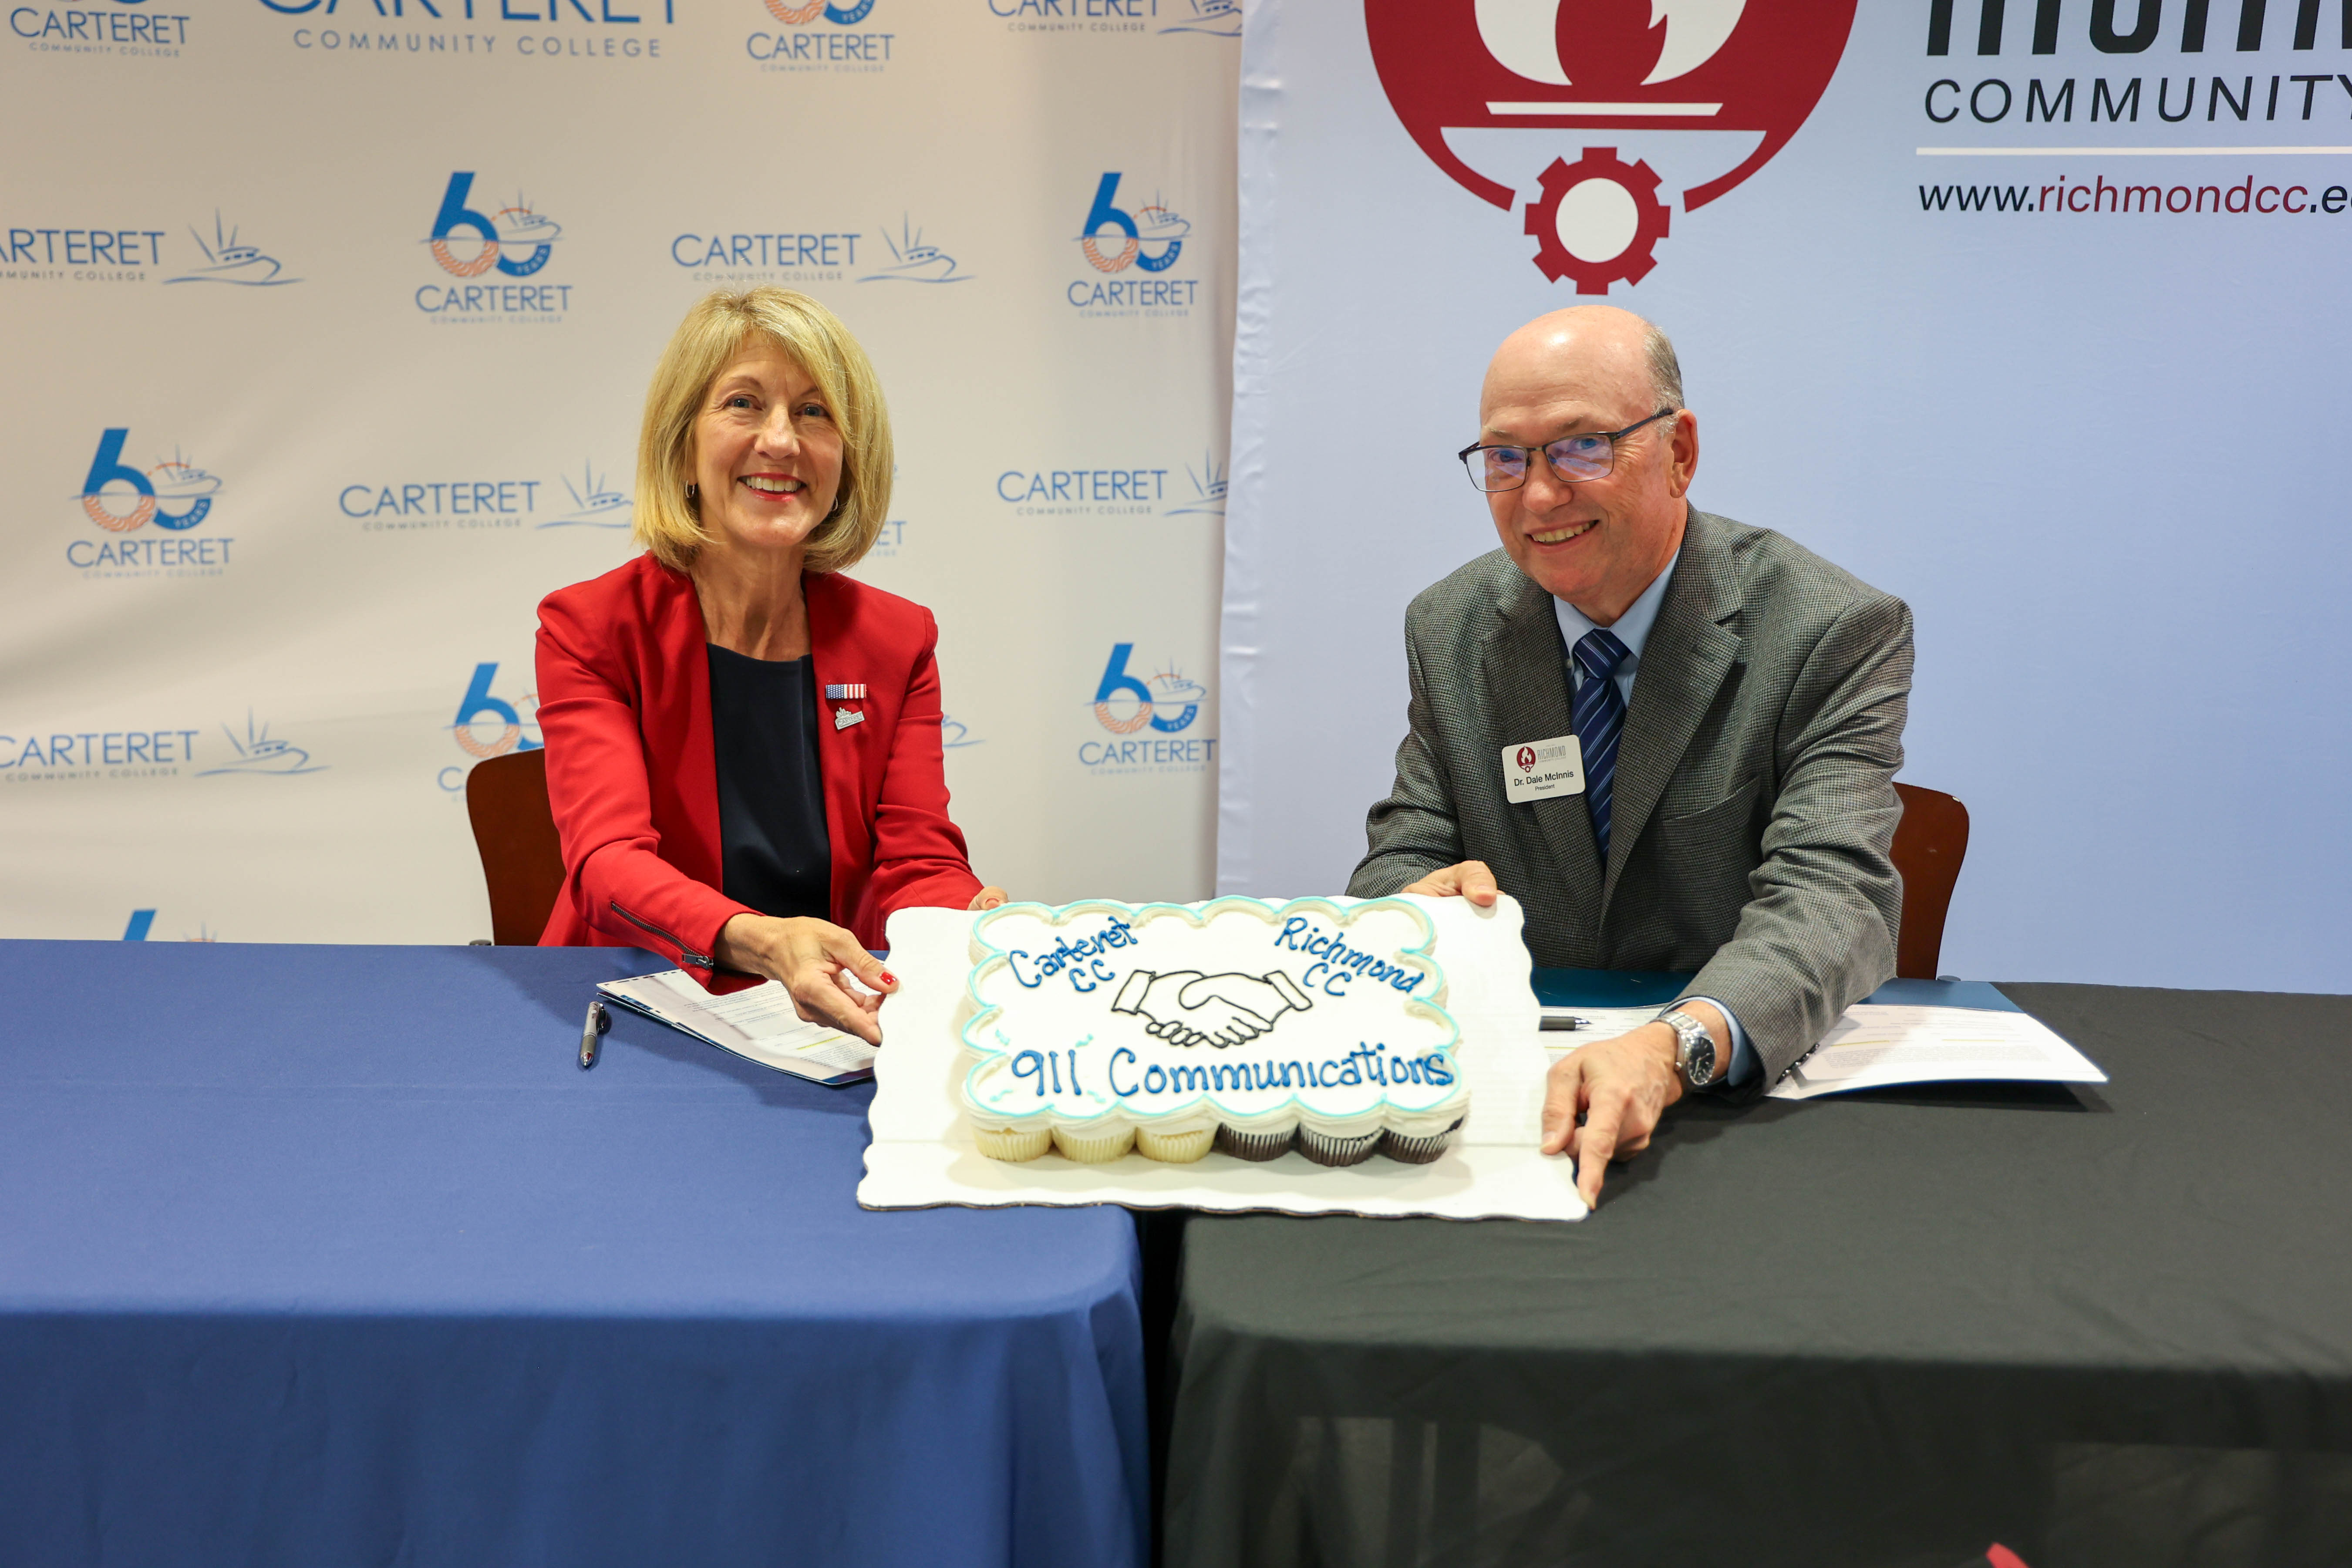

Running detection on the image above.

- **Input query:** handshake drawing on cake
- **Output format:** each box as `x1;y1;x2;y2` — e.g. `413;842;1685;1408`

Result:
1109;968;1314;1049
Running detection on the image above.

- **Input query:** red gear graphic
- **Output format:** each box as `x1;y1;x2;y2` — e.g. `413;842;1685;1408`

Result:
1523;148;1672;295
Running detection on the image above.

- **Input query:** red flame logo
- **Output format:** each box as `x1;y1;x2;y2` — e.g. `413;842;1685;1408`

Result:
1367;0;1855;212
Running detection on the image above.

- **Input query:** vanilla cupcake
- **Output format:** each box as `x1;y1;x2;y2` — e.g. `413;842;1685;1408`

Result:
972;1124;1053;1162
1136;1113;1218;1163
1051;1122;1137;1163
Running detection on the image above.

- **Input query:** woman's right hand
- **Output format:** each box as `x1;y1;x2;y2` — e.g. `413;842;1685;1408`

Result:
714;913;899;1045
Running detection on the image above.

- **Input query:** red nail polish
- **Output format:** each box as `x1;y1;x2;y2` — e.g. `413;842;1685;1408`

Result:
879;970;898;985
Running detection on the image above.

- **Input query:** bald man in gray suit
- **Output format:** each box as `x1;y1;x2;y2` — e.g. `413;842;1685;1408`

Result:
1348;307;1913;1206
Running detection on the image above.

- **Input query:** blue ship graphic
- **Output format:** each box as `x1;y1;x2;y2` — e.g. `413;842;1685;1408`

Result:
1161;0;1240;37
197;712;325;776
859;216;972;284
493;199;562;252
540;462;633;528
1168;450;1228;516
166;212;300;287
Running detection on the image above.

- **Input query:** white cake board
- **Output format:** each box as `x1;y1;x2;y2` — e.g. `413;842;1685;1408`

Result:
858;896;1587;1224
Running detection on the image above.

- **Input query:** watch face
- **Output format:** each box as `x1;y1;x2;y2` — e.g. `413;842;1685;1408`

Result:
1688;1039;1716;1085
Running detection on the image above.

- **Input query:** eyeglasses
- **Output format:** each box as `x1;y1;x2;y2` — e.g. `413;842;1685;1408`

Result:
1457;408;1677;494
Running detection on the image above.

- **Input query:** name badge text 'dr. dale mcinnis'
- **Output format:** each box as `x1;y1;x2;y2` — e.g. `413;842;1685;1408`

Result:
1502;734;1584;804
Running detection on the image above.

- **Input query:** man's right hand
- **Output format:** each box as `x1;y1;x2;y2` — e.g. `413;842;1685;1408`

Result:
714;913;896;1045
1398;860;1501;907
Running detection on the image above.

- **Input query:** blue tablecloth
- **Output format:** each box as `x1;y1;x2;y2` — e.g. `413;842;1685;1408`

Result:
0;940;1146;1568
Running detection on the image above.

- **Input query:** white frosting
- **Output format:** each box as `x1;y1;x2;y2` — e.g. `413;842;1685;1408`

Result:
958;897;1469;1139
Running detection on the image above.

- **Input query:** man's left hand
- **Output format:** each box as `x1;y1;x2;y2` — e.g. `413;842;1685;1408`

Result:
1539;1000;1726;1207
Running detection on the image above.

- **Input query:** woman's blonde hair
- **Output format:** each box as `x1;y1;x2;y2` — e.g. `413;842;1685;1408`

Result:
633;287;893;574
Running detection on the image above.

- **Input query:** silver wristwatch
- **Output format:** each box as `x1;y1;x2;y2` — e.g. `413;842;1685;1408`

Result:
1659;1009;1720;1089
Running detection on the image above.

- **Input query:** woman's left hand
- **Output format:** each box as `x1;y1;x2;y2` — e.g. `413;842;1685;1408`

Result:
968;886;1009;911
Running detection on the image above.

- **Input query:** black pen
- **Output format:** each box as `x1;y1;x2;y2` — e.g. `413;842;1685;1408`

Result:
580;997;610;1069
1538;1009;1592;1032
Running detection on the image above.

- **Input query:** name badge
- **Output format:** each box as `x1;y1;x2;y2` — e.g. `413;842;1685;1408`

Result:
1501;735;1585;803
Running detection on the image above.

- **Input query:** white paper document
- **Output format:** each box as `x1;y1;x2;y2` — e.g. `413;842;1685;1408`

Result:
598;969;877;1084
1537;998;2104;1099
1768;1004;2105;1099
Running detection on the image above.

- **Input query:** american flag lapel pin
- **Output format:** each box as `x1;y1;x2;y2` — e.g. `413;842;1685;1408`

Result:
826;681;867;731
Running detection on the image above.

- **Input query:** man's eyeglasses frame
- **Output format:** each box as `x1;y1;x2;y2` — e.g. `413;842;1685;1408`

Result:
1456;408;1678;494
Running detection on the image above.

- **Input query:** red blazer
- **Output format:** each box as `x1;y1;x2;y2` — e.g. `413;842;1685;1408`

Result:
534;553;981;990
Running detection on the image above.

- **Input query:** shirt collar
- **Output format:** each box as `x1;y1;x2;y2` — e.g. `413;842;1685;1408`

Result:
1551;546;1680;670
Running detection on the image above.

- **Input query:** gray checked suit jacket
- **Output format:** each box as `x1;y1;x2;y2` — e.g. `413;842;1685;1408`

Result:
1347;508;1914;1091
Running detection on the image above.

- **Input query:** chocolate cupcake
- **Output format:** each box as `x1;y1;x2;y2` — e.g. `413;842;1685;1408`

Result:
1379;1116;1465;1165
1215;1120;1297;1161
1295;1126;1383;1167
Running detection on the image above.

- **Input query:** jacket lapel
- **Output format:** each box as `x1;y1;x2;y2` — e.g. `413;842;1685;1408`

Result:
1601;509;1745;912
1483;574;1604;948
802;572;867;930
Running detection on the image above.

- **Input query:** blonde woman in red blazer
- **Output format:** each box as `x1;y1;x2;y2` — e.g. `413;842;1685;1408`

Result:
536;288;1003;1042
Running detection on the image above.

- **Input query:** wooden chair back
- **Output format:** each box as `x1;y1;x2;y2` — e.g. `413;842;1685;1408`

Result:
464;749;566;947
459;750;1972;971
1890;782;1971;979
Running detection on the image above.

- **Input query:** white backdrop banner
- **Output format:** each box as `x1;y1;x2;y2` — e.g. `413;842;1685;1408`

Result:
1222;0;2352;992
2;0;1238;943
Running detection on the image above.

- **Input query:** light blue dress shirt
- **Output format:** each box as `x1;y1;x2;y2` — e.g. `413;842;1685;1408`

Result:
1552;552;1759;1089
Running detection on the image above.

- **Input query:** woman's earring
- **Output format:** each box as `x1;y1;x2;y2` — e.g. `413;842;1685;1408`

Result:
684;482;698;502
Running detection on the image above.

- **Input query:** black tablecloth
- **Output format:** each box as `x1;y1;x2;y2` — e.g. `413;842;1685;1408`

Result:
1162;984;2352;1568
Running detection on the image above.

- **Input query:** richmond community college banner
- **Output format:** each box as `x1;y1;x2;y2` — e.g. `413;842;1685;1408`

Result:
2;1;1237;942
1221;0;2352;992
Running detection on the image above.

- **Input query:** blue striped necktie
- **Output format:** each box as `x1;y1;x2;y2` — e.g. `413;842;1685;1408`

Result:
1570;628;1631;859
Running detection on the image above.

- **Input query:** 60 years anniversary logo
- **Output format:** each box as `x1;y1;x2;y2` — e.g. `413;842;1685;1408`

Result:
1084;644;1214;774
419;172;571;319
1366;0;1855;292
69;428;234;577
1070;172;1199;315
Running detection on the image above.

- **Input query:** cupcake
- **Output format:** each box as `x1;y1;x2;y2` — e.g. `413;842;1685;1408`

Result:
1379;1115;1465;1165
1296;1108;1388;1167
972;1124;1052;1163
1297;1127;1383;1166
1136;1116;1216;1163
1215;1117;1297;1162
1051;1123;1137;1164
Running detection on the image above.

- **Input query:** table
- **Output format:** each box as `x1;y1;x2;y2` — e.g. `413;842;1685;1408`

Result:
1162;980;2352;1568
0;940;1146;1568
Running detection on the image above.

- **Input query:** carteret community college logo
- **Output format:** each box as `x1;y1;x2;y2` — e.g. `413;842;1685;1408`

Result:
1082;644;1217;774
1366;0;1855;293
270;0;676;59
69;429;235;577
747;0;893;72
12;0;191;60
418;172;572;320
1069;172;1199;316
984;0;1237;38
